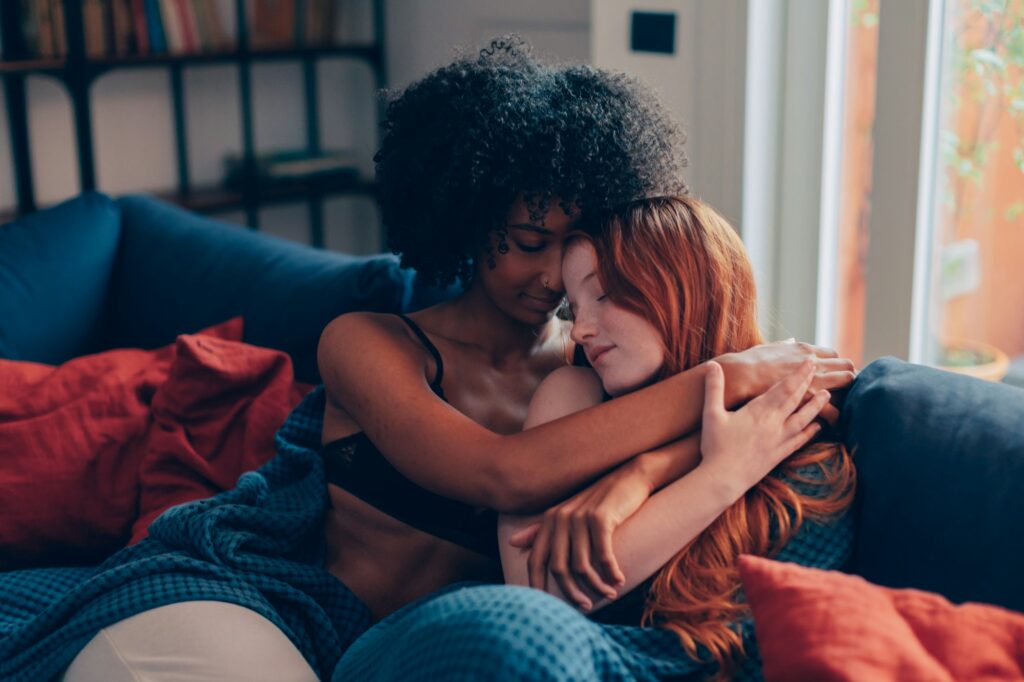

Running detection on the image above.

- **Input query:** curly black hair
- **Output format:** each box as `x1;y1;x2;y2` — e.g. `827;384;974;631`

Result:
375;35;688;287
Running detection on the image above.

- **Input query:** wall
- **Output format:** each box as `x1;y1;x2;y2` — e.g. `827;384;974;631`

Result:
386;0;589;89
590;0;747;228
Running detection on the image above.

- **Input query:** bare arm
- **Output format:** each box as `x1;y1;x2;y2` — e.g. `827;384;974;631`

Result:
320;313;853;514
502;361;829;612
500;366;704;603
320;313;715;513
501;464;735;606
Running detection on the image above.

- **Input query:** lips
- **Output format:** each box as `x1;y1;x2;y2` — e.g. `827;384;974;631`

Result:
520;293;562;310
588;345;614;364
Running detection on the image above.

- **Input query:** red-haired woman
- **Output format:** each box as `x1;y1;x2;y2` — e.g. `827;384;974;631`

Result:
496;195;856;679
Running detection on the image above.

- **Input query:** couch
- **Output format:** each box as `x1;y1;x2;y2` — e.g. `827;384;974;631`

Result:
0;191;454;385
2;192;1022;677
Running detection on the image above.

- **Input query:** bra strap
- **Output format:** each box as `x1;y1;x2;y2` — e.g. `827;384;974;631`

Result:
396;314;446;398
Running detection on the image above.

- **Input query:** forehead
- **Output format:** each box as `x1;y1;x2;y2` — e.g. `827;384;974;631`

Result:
562;240;597;288
505;198;578;234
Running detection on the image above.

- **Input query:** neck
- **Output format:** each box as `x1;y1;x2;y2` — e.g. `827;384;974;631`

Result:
435;281;563;364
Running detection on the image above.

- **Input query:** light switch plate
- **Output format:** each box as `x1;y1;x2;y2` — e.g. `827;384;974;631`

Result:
630;11;676;55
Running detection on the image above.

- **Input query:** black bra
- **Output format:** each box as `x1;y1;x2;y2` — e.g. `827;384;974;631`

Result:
322;314;499;559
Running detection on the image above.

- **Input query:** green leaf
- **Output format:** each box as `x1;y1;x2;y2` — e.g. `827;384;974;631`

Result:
1006;202;1024;221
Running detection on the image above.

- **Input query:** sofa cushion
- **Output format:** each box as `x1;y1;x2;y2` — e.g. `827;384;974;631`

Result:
110;195;416;384
739;554;1024;682
840;357;1024;612
0;192;121;364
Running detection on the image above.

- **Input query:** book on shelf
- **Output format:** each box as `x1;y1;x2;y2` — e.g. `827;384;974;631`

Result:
130;0;150;54
305;0;337;46
157;0;183;54
14;0;86;59
222;149;361;192
8;0;341;60
111;0;135;55
248;0;293;49
83;0;108;57
50;0;67;57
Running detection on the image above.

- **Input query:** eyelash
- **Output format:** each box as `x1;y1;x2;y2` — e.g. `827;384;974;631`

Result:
515;241;546;253
565;294;606;320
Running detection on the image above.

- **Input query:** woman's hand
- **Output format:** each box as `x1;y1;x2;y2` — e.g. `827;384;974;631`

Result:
698;359;828;501
715;339;855;425
506;463;654;611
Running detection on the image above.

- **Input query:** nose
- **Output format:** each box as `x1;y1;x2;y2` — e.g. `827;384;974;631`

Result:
540;249;564;295
569;305;594;345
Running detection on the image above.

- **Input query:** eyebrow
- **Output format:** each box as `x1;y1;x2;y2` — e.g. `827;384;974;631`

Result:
508;223;554;236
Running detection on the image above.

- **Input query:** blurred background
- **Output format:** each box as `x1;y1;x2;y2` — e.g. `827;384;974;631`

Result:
0;0;1020;385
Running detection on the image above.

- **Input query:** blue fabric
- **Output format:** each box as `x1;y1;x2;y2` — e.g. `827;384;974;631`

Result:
0;192;121;364
109;195;418;384
334;474;854;682
402;272;464;313
0;387;372;682
840;356;1024;611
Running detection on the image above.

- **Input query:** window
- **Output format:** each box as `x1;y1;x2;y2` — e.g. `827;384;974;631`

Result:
923;0;1024;381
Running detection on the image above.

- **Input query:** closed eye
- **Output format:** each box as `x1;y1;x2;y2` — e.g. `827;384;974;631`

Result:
515;241;546;253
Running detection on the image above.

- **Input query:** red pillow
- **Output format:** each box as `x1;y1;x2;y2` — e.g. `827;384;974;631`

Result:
130;330;312;543
739;554;1024;682
0;320;241;568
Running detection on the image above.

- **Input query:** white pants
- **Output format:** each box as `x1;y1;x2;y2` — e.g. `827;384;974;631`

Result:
61;601;320;682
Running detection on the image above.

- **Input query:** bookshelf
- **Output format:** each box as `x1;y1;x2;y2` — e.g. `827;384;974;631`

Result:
0;1;387;249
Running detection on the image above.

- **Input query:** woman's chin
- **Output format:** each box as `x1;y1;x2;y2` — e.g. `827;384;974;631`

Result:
510;302;558;325
601;371;659;398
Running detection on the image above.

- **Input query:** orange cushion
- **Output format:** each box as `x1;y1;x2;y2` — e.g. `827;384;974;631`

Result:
738;554;1024;682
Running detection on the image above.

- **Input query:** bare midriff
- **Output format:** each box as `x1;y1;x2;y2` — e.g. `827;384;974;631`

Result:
323;483;500;621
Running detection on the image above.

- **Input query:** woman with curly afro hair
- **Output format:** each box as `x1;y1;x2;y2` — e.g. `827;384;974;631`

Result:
375;35;689;289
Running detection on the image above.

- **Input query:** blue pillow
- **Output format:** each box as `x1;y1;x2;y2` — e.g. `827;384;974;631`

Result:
109;195;417;384
0;192;122;364
404;272;463;313
840;357;1024;612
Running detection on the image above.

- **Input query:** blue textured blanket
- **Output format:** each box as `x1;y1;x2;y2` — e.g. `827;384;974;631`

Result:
333;479;854;682
0;387;372;682
0;384;854;682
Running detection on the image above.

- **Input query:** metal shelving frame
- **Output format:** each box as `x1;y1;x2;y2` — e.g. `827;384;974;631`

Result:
0;0;386;248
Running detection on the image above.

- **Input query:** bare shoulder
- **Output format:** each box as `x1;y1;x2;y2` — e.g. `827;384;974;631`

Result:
317;312;427;404
318;311;407;365
539;365;605;396
524;365;606;429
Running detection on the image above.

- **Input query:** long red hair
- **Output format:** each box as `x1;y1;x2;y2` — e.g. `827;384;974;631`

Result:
583;196;855;678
